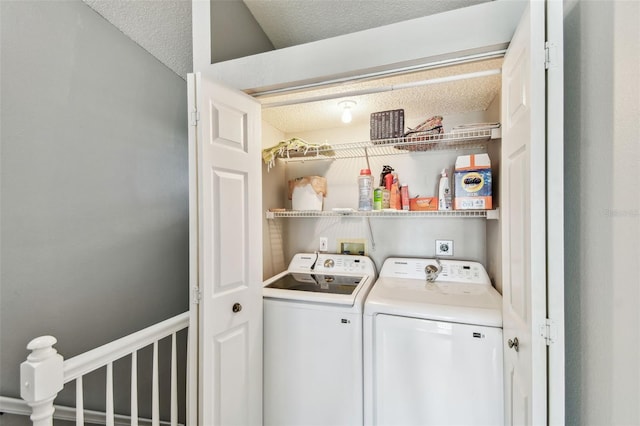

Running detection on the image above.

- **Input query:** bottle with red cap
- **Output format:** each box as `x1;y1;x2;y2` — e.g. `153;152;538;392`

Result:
358;168;374;211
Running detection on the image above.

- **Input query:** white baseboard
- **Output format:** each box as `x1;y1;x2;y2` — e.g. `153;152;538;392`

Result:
0;396;182;426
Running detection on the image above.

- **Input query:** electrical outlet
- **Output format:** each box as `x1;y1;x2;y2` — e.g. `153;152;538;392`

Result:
436;240;453;256
319;237;328;252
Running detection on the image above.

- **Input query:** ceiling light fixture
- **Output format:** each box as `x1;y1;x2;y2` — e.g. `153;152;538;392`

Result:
338;100;357;124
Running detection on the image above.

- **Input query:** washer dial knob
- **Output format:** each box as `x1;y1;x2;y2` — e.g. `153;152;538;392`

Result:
323;259;335;268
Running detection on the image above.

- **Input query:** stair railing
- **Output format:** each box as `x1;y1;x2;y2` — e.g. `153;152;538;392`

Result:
20;312;189;426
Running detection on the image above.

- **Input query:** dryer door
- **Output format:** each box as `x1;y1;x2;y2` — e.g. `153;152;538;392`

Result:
371;314;503;426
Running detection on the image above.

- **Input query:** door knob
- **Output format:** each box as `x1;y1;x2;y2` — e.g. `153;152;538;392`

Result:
232;303;242;313
507;337;519;352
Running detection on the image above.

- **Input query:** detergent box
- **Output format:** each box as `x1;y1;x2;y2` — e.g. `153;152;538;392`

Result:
454;154;492;210
409;197;438;211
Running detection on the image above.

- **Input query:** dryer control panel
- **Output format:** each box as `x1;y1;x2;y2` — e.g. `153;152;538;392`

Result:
379;258;490;285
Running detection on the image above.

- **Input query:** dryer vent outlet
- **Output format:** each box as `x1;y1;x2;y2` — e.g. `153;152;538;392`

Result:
338;240;366;256
436;240;453;256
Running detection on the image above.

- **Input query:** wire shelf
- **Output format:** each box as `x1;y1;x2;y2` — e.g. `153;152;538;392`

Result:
266;209;493;219
276;127;500;162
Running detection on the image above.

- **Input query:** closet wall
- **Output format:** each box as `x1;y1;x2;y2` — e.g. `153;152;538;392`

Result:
261;87;502;288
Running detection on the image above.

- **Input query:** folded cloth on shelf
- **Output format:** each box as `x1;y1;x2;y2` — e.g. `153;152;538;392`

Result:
262;137;336;171
451;122;501;132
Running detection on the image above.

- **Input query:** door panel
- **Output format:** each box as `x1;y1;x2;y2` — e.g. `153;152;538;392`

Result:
510;366;529;426
501;2;547;425
190;72;262;426
211;101;248;152
212;169;247;289
507;149;527;322
216;325;249;426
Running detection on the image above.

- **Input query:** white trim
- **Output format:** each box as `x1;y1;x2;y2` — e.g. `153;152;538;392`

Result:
0;396;183;426
63;312;189;383
186;72;200;425
545;0;565;424
205;1;526;92
192;0;211;72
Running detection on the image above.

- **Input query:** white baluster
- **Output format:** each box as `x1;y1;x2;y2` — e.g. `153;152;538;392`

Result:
171;333;177;426
186;327;196;426
20;336;64;426
131;351;138;426
76;376;84;426
152;341;159;426
106;362;114;426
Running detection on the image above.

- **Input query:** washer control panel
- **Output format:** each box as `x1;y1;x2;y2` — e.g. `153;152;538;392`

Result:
380;258;490;285
288;253;376;276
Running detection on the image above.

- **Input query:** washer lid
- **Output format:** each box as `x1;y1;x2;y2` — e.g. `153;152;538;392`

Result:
263;271;371;306
364;276;502;327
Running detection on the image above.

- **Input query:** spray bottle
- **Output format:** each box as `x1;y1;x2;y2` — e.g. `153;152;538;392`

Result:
438;168;452;210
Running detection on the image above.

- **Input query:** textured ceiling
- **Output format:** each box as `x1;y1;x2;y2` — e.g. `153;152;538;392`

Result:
261;58;503;134
244;0;490;49
82;0;192;79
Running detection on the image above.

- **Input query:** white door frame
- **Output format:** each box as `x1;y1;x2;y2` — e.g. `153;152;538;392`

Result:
545;0;565;423
190;1;565;423
186;72;200;425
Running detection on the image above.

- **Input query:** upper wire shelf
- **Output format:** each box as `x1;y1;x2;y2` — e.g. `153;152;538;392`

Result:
276;127;501;162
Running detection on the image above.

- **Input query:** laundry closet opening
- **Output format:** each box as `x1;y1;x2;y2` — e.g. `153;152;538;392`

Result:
258;56;504;293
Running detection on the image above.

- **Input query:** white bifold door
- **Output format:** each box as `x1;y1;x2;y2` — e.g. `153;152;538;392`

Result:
187;71;263;426
501;1;564;424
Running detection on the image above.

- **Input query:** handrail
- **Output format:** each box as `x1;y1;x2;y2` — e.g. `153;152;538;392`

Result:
20;312;190;426
63;312;189;382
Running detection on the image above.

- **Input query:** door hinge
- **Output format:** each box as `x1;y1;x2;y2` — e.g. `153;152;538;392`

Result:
539;318;557;345
190;110;200;126
544;41;557;70
192;286;201;304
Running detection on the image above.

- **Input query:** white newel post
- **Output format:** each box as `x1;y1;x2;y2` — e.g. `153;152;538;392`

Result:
20;336;64;426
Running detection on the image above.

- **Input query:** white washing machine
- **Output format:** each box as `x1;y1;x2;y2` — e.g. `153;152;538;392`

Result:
263;253;377;426
364;257;503;426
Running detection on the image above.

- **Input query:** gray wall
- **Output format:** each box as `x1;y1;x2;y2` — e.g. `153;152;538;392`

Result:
564;0;640;424
0;0;189;417
210;0;274;63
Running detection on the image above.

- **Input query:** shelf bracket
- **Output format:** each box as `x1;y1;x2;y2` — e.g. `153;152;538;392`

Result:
364;147;371;170
366;217;376;251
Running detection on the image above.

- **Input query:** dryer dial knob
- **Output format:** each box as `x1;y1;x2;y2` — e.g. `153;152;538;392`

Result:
324;259;335;268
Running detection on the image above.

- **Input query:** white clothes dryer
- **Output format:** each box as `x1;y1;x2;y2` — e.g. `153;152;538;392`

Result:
364;257;503;426
263;253;377;426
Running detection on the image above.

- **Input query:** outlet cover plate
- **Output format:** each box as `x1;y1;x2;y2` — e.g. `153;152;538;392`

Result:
436;240;453;256
319;237;328;252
